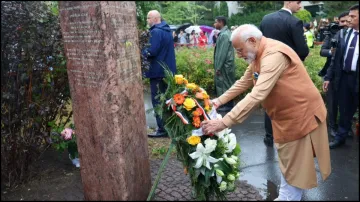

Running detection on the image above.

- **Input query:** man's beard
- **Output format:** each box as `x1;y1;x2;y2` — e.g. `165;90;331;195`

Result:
245;52;256;64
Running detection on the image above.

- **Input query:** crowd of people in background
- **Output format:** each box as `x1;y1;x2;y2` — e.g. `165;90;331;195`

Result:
173;25;240;49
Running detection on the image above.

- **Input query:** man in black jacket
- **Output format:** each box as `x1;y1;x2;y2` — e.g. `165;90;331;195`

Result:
323;4;359;149
259;1;309;146
319;11;349;137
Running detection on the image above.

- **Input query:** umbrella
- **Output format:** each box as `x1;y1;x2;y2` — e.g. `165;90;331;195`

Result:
175;23;192;34
185;25;202;34
200;25;215;33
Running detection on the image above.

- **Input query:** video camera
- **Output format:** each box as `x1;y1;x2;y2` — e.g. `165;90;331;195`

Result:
323;22;340;36
325;22;340;48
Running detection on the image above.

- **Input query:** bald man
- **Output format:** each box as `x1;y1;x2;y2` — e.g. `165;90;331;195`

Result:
201;24;331;201
142;10;176;138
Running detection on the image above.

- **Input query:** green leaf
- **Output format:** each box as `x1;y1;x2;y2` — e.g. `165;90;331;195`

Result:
204;169;212;186
216;160;232;174
48;121;56;127
51;5;59;16
233;144;241;156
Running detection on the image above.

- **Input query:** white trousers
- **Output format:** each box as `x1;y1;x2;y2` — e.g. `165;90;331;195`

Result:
277;173;304;201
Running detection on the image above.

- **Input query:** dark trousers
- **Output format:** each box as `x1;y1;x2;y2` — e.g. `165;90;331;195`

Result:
150;78;167;132
336;72;359;141
326;80;339;131
264;112;273;138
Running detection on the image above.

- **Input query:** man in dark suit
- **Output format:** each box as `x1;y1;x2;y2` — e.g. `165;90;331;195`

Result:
259;1;309;146
323;4;359;149
319;11;350;137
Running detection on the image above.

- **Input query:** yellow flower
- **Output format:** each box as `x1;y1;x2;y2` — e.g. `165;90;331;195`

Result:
183;98;196;111
202;92;209;99
187;136;201;146
175;75;184;84
186;83;198;90
205;105;210;112
183;79;188;84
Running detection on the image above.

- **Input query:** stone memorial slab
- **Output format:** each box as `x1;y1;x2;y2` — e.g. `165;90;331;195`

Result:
59;1;151;200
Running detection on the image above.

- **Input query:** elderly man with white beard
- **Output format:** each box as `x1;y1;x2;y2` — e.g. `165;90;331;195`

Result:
201;24;331;201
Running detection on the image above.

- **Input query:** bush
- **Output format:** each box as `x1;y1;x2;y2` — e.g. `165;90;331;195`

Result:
1;1;71;187
303;45;327;95
172;45;326;98
294;9;313;23
174;47;248;97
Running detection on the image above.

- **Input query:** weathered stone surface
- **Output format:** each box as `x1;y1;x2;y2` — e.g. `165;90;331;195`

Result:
59;1;151;200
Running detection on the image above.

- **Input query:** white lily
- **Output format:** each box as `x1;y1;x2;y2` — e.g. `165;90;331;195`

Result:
215;128;232;139
189;140;220;170
204;138;217;153
223;133;237;153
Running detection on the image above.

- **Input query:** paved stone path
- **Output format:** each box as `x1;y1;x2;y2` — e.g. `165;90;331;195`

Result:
150;158;263;201
1;154;263;201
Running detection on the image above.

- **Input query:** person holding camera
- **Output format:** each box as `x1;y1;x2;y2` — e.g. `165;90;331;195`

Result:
323;4;359;149
319;11;350;137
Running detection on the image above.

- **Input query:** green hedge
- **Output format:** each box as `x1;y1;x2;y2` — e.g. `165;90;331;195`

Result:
143;45;326;98
174;47;248;97
173;45;326;97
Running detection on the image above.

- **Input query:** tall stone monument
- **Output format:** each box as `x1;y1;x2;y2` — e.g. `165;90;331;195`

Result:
58;2;151;200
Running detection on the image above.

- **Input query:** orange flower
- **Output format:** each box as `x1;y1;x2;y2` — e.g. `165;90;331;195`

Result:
204;99;210;107
202;92;209;99
204;99;211;112
192;110;201;117
192;108;203;117
193;116;201;128
196;108;203;116
173;94;185;105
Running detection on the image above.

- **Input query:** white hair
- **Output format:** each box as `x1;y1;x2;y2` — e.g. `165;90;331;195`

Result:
230;24;263;42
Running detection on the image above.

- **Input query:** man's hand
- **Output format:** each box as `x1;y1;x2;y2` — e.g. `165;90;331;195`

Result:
211;98;221;109
201;119;227;135
323;81;330;92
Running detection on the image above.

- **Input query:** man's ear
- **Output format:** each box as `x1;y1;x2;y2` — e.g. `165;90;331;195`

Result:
248;37;257;44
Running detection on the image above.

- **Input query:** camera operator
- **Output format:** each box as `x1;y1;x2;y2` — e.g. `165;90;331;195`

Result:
317;19;329;42
319;11;350;137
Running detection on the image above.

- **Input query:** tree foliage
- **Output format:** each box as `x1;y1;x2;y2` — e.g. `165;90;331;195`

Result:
161;2;210;25
294;9;313;23
195;1;216;26
240;1;283;14
322;1;358;19
1;1;71;187
213;2;228;19
135;1;161;30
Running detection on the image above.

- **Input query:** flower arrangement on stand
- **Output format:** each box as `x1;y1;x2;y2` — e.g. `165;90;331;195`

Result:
156;67;241;201
48;122;79;167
